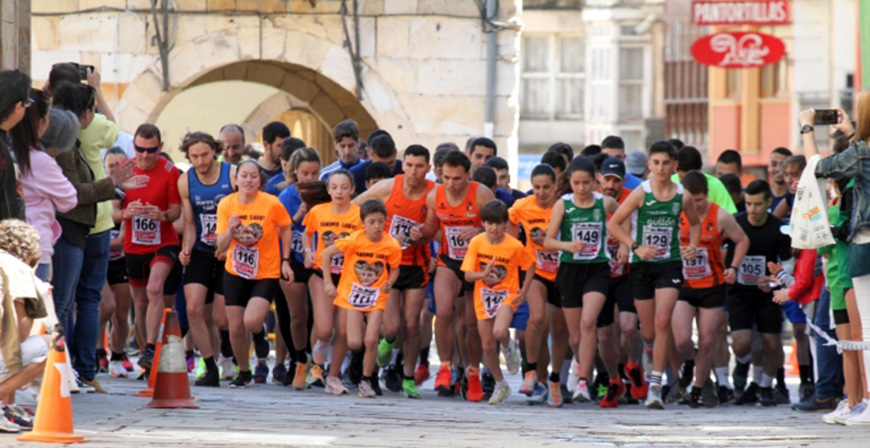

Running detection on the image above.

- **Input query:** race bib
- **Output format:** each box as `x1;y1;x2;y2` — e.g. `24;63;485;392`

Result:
109;229;124;261
571;222;601;260
348;282;379;309
446;226;473;260
738;255;765;286
232;245;259;279
291;230;304;255
607;241;624;276
642;226;671;261
199;214;217;246
535;249;559;273
682;247;711;280
481;288;509;319
132;215;161;246
389;215;419;250
330;253;345;275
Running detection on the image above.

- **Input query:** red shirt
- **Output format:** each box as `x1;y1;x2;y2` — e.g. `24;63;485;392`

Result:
122;157;181;254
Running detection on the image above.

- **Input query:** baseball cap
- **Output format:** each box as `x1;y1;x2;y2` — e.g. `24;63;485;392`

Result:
625;150;648;176
600;157;625;179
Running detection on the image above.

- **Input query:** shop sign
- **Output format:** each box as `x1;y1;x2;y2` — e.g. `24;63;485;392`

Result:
691;31;785;68
692;0;790;26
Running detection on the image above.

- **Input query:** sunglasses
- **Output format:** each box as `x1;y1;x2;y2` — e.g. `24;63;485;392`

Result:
134;145;160;154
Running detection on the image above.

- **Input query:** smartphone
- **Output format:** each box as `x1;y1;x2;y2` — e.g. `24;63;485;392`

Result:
814;109;840;125
78;64;94;81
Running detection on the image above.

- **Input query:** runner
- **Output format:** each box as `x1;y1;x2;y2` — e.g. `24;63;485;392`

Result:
544;157;624;407
258;122;290;179
322;199;402;398
607;140;701;409
216;159;293;388
674;170;748;408
461;200;536;405
508;164;558;405
177;132;235;387
420;150;495;400
218;124;245;164
320;119;363;180
354;145;435;399
302;170;363;393
278;147;322;390
120;124;183;371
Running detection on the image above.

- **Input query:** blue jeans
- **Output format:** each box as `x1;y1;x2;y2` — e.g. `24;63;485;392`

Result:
72;230;111;381
35;263;51;282
814;285;844;400
51;237;84;342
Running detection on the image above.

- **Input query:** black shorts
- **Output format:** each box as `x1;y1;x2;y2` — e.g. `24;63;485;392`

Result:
556;262;610;309
125;245;182;294
291;257;312;284
183;248;225;304
394;265;430;291
223;273;279;308
534;274;561;308
679;284;726;309
610;275;635;314
107;257;128;285
439;254;473;292
631;261;683;300
833;309;850;325
312;269;341;286
726;289;782;334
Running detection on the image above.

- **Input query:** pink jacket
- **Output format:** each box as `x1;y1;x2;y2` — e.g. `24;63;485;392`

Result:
21;149;78;263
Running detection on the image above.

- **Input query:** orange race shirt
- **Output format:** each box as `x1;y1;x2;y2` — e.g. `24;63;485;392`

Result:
333;230;402;312
460;233;535;320
679;202;725;289
435;182;483;265
302;202;363;274
216;192;291;280
122;157;181;254
386;176;435;266
602;187;632;278
508;196;558;282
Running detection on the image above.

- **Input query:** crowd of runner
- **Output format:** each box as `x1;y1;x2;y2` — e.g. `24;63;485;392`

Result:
2;65;870;433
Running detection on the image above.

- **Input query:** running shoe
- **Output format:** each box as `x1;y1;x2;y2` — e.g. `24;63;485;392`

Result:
109;360;128;378
836;400;868;425
678;360;694;389
97;349;109;373
186;353;195;373
732;361;749;394
645;384;664;410
560;383;573;404
195;367;220;387
403;378;422;399
349;350;364;386
572;379;591;403
687;387;703;409
844;400;870;426
528;382;547;405
799;382;816;404
717;385;734;405
272;364;288;385
519;371;537;396
793;397;836;412
414;363;431;386
641;346;653;377
82;377;107;394
325;376;349;395
121;353;135;372
481;371;496;400
4;405;32;431
735;382;760;405
625;362;648;400
760;387;777;407
599;380;623;409
195;357;206;379
307;364;325;388
219;356;237;380
370;367;383;396
253;362;269;384
137;346;155;370
0;410;21;433
466;371;484;402
775;383;791;404
358;379;377;398
701;379;719;408
434;365;453;396
377;338;395;368
383;365;402;393
567;359;580;393
292;359;309;390
229;371;253;388
503;339;521;375
312;340;330;365
666;383;688;404
547;381;563;408
823;400;851;424
488;382;511;405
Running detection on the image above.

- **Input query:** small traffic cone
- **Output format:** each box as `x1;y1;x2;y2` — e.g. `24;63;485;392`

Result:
787;341;799;376
147;311;198;409
136;308;169;398
18;327;87;443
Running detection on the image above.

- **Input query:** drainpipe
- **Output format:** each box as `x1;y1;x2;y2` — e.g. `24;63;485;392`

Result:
484;0;497;139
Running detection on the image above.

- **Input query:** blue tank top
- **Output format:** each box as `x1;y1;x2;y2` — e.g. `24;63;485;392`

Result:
189;163;233;253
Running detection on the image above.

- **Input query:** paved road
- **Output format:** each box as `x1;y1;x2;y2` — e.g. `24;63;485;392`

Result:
2;370;868;447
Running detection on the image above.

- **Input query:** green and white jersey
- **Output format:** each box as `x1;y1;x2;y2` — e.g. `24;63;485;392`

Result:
558;192;609;264
631;181;683;264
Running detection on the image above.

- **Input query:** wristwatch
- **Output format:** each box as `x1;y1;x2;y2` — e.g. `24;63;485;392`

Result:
800;124;815;135
631;241;639;251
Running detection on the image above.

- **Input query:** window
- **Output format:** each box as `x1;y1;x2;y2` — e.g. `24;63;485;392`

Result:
618;47;644;119
520;34;585;120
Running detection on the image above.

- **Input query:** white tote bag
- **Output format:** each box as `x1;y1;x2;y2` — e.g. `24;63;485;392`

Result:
790;155;835;249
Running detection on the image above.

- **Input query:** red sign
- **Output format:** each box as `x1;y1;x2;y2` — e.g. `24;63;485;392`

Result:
692;0;790;25
691;32;785;69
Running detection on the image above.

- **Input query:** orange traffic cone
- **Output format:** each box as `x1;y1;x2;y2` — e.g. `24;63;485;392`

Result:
787;341;799;376
147;311;198;409
18;329;87;443
136;308;169;398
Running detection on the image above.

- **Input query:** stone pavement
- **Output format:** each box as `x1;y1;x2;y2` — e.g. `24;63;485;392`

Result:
2;371;869;447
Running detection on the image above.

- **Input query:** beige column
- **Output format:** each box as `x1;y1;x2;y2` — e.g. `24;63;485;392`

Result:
0;0;31;73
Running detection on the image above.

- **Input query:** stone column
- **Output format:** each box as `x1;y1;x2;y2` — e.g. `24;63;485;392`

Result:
0;0;31;73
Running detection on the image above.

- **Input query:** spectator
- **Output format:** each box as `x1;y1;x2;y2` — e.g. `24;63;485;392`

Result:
0;70;30;221
625;149;648;180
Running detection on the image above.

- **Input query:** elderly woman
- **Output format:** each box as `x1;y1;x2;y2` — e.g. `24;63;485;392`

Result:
13;94;78;282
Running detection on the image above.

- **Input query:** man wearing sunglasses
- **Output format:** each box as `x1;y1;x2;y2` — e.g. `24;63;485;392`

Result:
120;124;183;370
0;70;31;221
